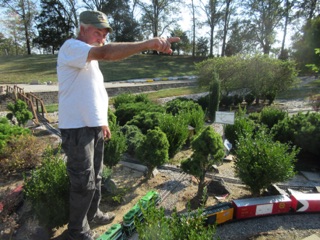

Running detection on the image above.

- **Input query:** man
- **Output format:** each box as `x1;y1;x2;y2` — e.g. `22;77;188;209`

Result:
57;10;179;240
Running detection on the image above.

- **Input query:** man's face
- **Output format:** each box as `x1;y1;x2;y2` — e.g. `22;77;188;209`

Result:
82;26;108;46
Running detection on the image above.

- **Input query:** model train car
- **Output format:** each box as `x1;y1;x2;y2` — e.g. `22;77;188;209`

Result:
97;189;320;240
97;190;160;240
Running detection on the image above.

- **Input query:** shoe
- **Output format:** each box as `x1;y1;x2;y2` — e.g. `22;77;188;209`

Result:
90;211;116;225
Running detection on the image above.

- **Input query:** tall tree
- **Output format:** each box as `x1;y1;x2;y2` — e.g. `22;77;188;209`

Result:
33;0;75;54
2;10;27;55
295;0;320;21
242;0;284;55
1;0;37;54
102;0;142;42
280;0;297;59
292;16;320;73
221;0;235;56
170;27;191;55
225;19;256;56
137;0;181;40
195;36;208;56
199;0;223;56
187;0;200;57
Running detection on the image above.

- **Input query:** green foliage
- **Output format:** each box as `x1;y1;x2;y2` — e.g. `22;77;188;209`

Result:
23;148;69;229
292;17;320;74
235;130;298;196
220;95;233;108
0;117;30;153
121;124;144;157
244;93;255;105
165;98;205;134
135;205;216;240
208;73;220;121
165;98;201;115
113;93;137;109
271;112;320;157
181;126;225;201
102;165;112;179
113;93;150;109
104;124;127;168
136;128;169;179
224;108;257;149
196;94;210;112
34;0;74;53
0;134;47;174
108;108;117;128
158;114;189;158
233;94;243;106
196;55;298;102
248;112;261;123
7;99;33;126
180;108;205;136
115;102;165;126
127;111;163;134
260;106;288;129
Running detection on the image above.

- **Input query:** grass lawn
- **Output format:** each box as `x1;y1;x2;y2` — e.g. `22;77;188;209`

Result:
0;54;206;84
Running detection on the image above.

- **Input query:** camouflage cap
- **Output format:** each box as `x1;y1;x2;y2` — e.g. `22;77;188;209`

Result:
80;10;113;33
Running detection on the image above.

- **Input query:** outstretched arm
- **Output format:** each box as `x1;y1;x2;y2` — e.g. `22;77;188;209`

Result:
88;37;180;61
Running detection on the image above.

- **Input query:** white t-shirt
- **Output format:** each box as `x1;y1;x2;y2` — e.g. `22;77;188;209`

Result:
57;39;109;129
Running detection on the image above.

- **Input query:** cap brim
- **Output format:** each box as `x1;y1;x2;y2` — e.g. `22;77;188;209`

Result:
92;23;113;33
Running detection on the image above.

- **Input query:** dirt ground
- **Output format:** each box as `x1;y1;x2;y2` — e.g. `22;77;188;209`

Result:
0;147;249;240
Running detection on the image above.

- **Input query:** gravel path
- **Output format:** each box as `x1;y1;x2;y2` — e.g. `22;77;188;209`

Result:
153;166;320;240
215;213;320;240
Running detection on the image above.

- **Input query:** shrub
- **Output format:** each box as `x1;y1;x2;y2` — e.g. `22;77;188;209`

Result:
235;130;298;196
165;98;205;134
136;127;169;179
113;93;136;109
6;99;33;126
224;108;256;149
121;125;144;157
260;106;287;129
220;95;233;108
0;134;47;174
104;124;127;168
0;117;31;153
248;112;261;123
233;94;243;106
134;93;151;104
265;91;276;105
165;98;202;116
244;93;255;106
181;126;224;204
113;93;151;109
115;102;165;126
180;108;205;135
108;108;117;127
158;114;189;158
272;112;320;157
127;111;163;134
196;94;210;112
23;148;69;229
135;205;216;240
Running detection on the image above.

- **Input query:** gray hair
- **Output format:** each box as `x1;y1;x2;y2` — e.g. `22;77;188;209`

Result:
76;22;91;36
